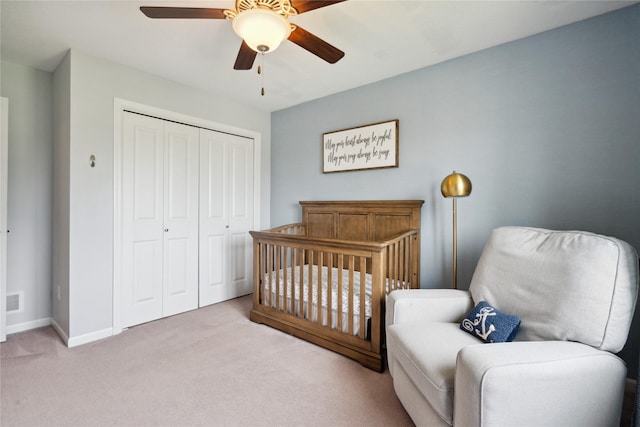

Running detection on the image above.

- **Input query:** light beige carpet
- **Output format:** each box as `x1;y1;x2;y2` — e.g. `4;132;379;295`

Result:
1;295;414;426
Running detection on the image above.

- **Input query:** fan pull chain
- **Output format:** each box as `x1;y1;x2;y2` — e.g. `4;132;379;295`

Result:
258;53;265;96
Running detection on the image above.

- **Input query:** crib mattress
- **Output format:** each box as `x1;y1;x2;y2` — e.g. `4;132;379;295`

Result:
262;264;377;336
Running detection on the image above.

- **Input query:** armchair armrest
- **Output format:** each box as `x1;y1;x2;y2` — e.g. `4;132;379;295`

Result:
454;341;627;427
386;289;474;329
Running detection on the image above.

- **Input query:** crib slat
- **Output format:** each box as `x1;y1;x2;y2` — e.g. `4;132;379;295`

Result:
337;254;343;333
348;256;354;336
317;252;323;326
283;246;289;313
404;236;410;287
267;244;273;307
395;240;400;290
307;251;313;321
292;247;297;312
257;243;264;306
390;243;395;291
359;255;366;339
275;245;281;311
409;235;415;288
289;246;296;315
393;242;402;289
299;249;304;319
399;238;405;288
370;248;384;353
327;253;333;329
396;241;401;289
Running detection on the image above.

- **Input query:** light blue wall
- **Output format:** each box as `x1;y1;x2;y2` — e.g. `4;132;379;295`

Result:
272;6;640;370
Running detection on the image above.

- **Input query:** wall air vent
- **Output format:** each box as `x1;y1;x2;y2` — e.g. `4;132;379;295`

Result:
6;292;22;312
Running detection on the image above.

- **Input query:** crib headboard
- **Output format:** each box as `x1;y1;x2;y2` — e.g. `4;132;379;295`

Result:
299;200;424;241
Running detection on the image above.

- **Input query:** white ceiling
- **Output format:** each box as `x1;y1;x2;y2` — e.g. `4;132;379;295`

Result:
1;0;635;112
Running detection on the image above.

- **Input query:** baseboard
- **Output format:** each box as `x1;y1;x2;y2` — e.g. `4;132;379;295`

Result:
6;317;51;335
50;318;70;345
47;319;113;348
67;327;113;348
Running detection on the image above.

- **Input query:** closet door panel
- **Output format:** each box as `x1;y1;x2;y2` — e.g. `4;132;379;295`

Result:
122;113;164;327
230;232;250;295
229;139;253;228
199;129;228;306
230;143;248;219
163;122;199;317
164;237;188;296
199;129;254;306
228;138;253;297
133;241;162;303
204;233;225;294
205;136;227;225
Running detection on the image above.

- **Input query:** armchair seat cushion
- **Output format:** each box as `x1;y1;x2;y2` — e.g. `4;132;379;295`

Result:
387;322;480;424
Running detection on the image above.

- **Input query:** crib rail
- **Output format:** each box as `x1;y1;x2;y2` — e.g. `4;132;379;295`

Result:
249;226;419;367
266;223;306;235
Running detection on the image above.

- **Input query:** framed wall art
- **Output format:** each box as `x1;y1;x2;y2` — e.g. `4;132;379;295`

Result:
322;119;398;173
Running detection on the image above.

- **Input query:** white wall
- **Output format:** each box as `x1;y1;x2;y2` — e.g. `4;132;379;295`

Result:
52;53;71;335
55;49;271;342
0;61;53;333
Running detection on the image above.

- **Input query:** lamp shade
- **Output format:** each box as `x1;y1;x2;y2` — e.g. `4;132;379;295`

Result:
232;8;292;53
441;171;472;198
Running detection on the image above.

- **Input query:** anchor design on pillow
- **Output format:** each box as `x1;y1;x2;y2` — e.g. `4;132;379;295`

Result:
462;306;496;340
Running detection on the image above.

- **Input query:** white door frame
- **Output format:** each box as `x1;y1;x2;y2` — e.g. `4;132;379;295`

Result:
0;98;8;342
113;98;261;335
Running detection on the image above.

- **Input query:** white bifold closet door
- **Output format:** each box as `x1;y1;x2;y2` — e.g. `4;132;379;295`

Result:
199;128;253;307
122;112;199;327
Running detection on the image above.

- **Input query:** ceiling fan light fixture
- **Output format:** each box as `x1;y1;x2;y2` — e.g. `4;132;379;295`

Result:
232;8;292;53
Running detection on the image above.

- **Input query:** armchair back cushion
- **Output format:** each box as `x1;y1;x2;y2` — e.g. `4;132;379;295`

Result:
469;227;638;352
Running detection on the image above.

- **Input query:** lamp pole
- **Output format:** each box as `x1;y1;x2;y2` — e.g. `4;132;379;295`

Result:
452;197;459;289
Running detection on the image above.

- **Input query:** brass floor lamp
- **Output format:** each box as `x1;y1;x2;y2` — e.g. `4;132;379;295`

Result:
441;171;472;289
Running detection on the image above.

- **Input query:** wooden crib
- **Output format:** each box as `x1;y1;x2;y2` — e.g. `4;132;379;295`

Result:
249;200;423;371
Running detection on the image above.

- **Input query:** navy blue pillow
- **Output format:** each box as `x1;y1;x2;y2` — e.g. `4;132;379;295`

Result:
460;301;520;343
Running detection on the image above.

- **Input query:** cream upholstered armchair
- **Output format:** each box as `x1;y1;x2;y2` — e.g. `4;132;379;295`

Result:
386;226;639;427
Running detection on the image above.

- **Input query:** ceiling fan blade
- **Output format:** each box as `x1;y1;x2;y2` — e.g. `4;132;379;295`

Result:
292;0;347;14
234;41;258;70
288;26;344;64
140;7;226;19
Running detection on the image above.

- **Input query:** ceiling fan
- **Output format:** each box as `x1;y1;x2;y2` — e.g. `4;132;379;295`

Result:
140;0;346;70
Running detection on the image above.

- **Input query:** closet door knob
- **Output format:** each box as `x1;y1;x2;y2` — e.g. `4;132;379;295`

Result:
164;228;169;232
